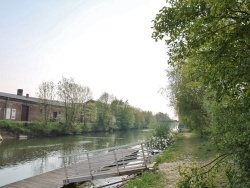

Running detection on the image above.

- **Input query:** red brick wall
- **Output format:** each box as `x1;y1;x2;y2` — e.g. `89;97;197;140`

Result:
0;97;62;121
0;99;6;119
0;97;31;121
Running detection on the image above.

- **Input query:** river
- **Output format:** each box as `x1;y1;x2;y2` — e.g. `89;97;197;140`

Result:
0;129;151;186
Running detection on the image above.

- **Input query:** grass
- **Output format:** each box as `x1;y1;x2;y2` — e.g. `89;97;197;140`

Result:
156;131;220;163
124;171;167;188
124;130;225;188
0;120;66;136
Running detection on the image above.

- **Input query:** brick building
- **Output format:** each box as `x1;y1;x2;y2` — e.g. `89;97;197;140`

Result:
0;89;62;121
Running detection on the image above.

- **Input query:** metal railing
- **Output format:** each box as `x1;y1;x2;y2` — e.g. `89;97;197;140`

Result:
60;142;152;185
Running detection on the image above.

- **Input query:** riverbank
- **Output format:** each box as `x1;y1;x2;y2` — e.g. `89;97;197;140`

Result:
0;119;104;139
0;120;149;140
124;130;227;187
0;128;16;139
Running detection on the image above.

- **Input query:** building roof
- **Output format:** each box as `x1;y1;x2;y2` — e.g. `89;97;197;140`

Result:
0;92;94;106
0;91;39;103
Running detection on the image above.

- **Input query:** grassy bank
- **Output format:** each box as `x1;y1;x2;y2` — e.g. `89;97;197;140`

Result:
156;130;219;163
0;120;94;138
125;130;226;187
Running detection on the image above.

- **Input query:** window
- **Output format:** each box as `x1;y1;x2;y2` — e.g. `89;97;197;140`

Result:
5;108;11;119
11;109;16;119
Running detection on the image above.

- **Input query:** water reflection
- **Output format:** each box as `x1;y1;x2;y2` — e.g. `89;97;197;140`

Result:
0;129;151;186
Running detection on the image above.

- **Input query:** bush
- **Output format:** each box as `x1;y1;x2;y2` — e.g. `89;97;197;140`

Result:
149;122;173;150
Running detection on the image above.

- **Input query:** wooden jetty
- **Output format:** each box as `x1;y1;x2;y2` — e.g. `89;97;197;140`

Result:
2;142;152;188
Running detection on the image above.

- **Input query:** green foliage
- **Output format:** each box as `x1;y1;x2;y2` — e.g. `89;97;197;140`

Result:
153;122;170;139
36;78;171;133
36;81;56;126
155;112;171;123
155;144;179;164
57;77;93;128
0;120;29;133
150;122;173;150
124;171;165;188
95;95;157;131
0;120;76;136
153;0;250;185
167;63;210;138
178;154;229;188
155;132;180;163
95;93;114;131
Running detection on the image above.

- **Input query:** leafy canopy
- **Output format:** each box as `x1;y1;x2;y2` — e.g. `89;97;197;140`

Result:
152;0;250;186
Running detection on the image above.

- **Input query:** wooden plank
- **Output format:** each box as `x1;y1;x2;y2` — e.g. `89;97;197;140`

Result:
2;183;24;188
91;175;128;188
118;166;147;176
17;180;49;188
4;181;41;188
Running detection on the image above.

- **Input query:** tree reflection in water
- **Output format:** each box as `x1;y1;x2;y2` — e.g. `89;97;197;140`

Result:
0;129;153;186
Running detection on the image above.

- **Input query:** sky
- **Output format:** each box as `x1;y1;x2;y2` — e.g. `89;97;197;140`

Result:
0;0;175;118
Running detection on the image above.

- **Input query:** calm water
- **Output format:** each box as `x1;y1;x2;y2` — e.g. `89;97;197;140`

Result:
0;129;151;186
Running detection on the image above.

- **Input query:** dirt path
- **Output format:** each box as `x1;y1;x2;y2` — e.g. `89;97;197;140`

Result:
157;132;208;187
158;161;182;188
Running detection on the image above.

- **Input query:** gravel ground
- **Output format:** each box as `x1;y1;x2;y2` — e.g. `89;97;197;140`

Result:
158;161;182;188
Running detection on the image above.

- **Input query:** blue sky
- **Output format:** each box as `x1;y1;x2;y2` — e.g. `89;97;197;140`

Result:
0;0;175;117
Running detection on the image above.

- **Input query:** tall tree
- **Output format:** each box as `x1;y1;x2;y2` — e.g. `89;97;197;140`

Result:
95;92;114;131
152;0;250;185
37;81;56;126
57;77;93;129
155;112;171;123
78;86;93;125
119;100;134;130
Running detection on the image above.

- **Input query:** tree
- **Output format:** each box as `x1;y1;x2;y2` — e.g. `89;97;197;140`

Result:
167;63;210;137
95;92;114;131
119;101;134;130
78;86;93;125
152;0;250;100
152;0;250;186
133;108;144;129
155;112;171;123
36;81;56;126
141;111;155;129
82;100;96;127
57;77;93;130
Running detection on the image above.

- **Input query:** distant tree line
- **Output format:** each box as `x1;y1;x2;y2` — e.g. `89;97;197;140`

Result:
37;77;171;133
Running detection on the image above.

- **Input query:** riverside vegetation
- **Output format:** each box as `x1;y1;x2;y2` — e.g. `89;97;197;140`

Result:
35;77;173;134
125;129;228;188
0;77;173;138
0;111;171;138
148;0;250;187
